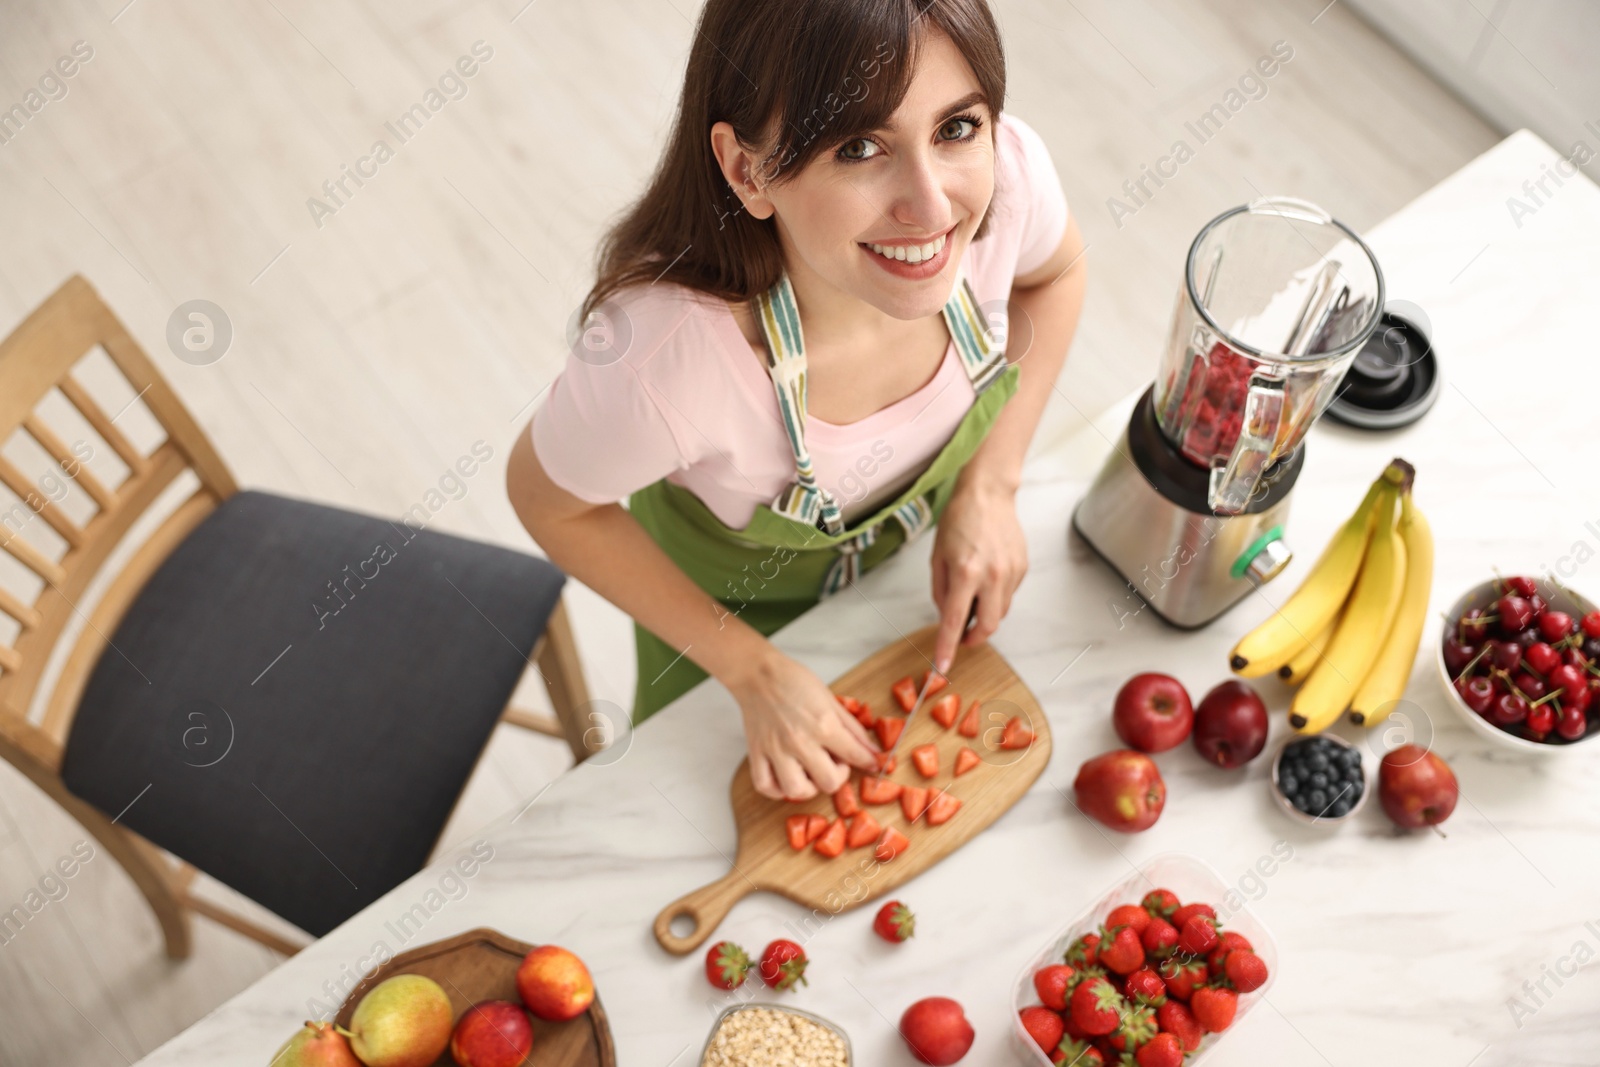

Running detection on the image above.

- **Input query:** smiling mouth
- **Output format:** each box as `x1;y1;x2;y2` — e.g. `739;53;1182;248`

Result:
861;227;953;265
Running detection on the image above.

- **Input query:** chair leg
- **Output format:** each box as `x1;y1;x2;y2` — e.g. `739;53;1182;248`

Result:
54;790;194;959
532;598;595;763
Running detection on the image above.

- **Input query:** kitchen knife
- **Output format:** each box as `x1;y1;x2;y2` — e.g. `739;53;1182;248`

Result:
889;600;979;757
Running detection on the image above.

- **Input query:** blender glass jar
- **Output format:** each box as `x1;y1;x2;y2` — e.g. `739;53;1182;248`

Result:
1153;197;1385;513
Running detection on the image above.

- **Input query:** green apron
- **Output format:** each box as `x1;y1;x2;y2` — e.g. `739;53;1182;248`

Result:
628;269;1020;721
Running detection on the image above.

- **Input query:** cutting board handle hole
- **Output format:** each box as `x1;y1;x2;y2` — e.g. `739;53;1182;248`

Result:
667;911;698;939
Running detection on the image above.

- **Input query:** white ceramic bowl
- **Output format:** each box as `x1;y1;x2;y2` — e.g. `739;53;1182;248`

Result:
1269;732;1370;826
1011;852;1278;1065
1435;577;1599;756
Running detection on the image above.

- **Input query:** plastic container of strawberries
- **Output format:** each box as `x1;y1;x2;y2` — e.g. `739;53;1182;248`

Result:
1010;852;1279;1065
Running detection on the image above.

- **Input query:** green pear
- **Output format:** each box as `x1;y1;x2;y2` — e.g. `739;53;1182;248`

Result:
268;1021;361;1067
344;975;453;1067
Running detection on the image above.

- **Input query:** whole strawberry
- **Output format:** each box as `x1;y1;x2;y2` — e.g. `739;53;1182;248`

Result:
1156;1000;1202;1052
1141;917;1178;960
1099;924;1145;975
1055;1038;1104;1067
1108;1004;1157;1053
1191;986;1238;1033
873;900;916;943
1066;932;1102;969
1020;1006;1065;1051
1069;976;1125;1036
1206;930;1254;971
1224;949;1269;993
757;939;808;992
1105;903;1151;936
1034;963;1077;1012
1124;967;1167;1006
1158;956;1208;1001
1178;914;1220;957
1141;888;1179;920
1168;902;1216;931
1135;1031;1184;1067
704;940;750;990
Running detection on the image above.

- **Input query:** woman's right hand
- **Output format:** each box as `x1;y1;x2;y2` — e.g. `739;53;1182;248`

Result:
724;645;881;800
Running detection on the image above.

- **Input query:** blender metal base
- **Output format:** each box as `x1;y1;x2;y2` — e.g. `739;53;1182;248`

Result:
1072;395;1297;630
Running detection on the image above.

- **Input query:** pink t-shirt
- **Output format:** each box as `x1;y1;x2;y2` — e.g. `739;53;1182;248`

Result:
533;113;1069;530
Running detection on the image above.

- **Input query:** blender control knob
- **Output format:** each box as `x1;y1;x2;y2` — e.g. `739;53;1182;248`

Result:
1245;536;1293;584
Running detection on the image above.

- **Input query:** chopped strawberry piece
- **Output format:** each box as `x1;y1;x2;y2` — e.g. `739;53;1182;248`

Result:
891;676;918;713
873;751;897;774
804;813;829;844
859;776;903;805
833;782;860;819
925;789;962;826
845;811;881;848
910;744;940;779
813;817;846;858
785;814;808;851
999;715;1035;750
874;826;910;862
900;785;930;823
874;716;904;750
957;700;980;738
856;707;876;729
954;746;981;777
837;694;864;714
920;670;949;699
929;692;960;729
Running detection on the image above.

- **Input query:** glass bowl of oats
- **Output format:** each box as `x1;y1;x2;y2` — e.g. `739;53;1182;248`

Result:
700;1003;851;1066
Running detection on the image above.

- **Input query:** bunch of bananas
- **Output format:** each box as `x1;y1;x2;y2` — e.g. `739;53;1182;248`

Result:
1228;458;1434;733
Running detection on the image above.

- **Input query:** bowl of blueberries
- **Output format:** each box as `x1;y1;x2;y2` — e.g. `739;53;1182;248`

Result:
1270;733;1367;825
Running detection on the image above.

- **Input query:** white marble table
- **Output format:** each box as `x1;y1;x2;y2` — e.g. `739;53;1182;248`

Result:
139;129;1600;1067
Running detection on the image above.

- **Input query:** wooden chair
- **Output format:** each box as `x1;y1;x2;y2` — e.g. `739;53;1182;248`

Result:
0;275;601;959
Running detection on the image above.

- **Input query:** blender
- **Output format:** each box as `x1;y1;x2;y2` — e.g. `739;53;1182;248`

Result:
1073;196;1386;628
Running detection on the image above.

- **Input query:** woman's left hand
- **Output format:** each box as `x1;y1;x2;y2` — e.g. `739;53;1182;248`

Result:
929;477;1028;674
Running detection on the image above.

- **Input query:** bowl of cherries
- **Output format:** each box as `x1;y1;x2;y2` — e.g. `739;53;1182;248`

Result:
1437;575;1600;753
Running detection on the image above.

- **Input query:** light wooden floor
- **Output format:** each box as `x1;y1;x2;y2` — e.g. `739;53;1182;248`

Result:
0;0;1497;1062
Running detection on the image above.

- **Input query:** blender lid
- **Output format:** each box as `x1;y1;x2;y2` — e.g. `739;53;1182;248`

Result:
1325;310;1440;430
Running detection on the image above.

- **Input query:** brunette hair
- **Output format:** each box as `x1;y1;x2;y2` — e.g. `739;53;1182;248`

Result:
582;0;1007;321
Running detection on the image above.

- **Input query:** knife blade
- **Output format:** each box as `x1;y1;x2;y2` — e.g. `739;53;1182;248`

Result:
890;669;939;758
887;600;979;758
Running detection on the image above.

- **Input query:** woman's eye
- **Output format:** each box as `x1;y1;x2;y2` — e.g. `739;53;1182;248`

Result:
838;138;878;162
939;118;976;142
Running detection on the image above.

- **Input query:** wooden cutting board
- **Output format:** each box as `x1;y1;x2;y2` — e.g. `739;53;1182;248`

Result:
654;625;1050;955
335;928;615;1066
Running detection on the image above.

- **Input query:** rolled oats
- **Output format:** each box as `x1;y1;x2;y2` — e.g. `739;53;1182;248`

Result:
701;1005;850;1067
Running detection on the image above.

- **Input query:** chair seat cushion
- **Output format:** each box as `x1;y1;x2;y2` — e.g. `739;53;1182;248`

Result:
61;490;565;937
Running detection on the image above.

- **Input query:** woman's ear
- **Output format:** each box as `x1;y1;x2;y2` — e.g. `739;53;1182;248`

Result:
710;121;775;221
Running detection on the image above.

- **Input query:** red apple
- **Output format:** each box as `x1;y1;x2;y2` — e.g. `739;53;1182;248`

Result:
516;945;594;1022
1113;673;1194;752
450;1001;532;1067
1378;745;1458;829
1073;750;1166;832
1192;680;1268;768
899;997;974;1065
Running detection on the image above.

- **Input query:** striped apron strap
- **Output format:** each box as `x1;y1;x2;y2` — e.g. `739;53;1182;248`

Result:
942;274;1010;395
754;273;844;535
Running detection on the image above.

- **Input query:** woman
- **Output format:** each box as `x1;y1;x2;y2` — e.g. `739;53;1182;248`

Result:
508;0;1086;800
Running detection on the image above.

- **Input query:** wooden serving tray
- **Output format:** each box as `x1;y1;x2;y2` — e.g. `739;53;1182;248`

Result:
654;625;1051;955
335;928;615;1067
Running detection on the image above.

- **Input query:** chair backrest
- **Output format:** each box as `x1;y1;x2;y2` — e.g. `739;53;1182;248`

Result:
0;275;236;767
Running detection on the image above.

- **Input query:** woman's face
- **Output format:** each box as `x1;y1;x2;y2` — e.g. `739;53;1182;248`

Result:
763;33;995;321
